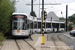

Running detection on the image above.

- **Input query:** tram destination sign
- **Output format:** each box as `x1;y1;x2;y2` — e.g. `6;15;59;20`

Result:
12;15;24;18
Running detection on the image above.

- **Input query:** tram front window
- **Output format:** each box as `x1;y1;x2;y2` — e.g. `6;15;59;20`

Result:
12;15;26;30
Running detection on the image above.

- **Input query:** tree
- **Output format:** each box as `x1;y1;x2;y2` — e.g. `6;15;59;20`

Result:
30;11;37;17
68;14;75;24
0;0;15;34
68;24;73;30
59;17;66;20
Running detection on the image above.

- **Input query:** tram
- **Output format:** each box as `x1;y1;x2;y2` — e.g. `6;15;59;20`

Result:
32;18;65;33
11;13;33;37
11;13;65;37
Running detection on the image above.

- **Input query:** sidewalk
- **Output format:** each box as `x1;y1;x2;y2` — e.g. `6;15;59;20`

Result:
1;40;18;50
29;34;73;50
28;34;56;50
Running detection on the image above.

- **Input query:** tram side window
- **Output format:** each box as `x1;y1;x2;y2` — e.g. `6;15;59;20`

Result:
38;22;41;28
34;22;37;28
46;23;48;28
27;20;29;29
52;23;57;28
46;23;51;28
61;24;65;28
31;23;33;29
25;19;28;30
27;24;29;29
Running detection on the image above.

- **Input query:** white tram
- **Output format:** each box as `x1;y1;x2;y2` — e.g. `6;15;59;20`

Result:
32;18;65;33
11;13;33;37
11;13;65;36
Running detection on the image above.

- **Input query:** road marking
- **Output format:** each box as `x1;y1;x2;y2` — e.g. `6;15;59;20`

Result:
34;36;42;47
64;34;75;39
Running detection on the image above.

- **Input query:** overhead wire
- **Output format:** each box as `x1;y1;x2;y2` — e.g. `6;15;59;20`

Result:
23;0;39;8
47;0;57;3
23;0;37;4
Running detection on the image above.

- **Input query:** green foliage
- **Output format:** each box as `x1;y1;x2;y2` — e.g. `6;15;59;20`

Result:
59;17;66;20
0;43;3;46
30;11;37;17
0;36;5;41
0;32;6;41
68;14;75;24
0;32;5;46
0;0;15;34
68;24;73;30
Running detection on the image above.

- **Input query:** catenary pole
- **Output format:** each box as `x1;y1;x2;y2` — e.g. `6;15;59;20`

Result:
66;5;68;32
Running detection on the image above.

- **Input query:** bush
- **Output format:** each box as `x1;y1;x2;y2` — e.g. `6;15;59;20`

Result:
0;32;6;41
0;0;15;34
0;32;6;46
68;24;73;30
0;43;3;46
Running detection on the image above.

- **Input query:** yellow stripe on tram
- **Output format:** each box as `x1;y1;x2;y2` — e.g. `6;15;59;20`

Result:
17;30;20;33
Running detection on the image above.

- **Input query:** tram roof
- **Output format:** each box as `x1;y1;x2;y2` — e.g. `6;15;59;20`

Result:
33;19;65;23
12;13;34;20
12;13;28;16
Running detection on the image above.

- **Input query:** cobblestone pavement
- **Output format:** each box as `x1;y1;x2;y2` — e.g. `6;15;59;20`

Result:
0;32;74;50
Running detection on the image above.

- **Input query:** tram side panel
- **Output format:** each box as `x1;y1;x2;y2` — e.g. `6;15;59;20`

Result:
31;19;65;33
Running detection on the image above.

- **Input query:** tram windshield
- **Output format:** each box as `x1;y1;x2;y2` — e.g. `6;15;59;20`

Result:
12;15;27;30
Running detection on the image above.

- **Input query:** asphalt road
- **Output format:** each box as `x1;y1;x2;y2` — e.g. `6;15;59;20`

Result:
47;32;75;50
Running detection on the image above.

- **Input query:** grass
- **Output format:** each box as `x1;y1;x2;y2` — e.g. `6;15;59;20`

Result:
0;36;5;41
0;43;3;46
0;32;6;46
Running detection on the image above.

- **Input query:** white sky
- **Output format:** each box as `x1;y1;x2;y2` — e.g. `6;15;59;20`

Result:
15;0;75;18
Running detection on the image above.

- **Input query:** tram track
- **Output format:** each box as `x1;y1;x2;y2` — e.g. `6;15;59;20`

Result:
23;39;36;50
57;34;73;47
51;35;58;50
15;39;21;50
51;34;72;50
57;34;72;49
57;34;64;42
15;38;36;50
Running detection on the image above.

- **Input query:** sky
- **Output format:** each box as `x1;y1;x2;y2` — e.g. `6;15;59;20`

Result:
15;0;75;18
